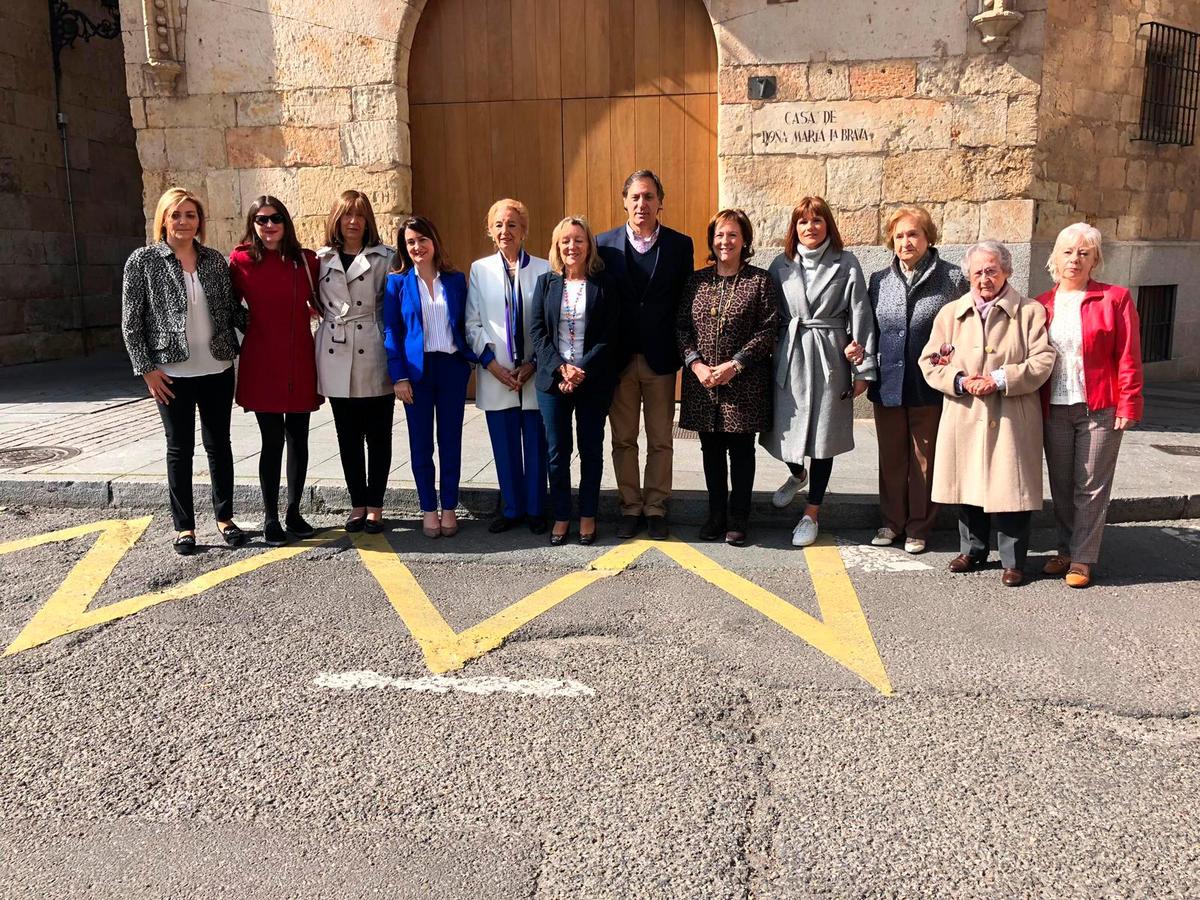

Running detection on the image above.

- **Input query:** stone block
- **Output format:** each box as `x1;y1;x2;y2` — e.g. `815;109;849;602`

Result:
340;120;408;168
1099;189;1132;217
719;64;808;105
0;332;36;366
135;128;168;170
808;64;850;101
1006;94;1038;146
0;297;24;335
205;169;242;221
849;61;915;100
353;85;404;123
837;207;879;245
163;127;227;171
717;104;752;157
129;98;146;130
31;330;84;361
236;168;301;215
283;89;353;127
963;148;1035;201
979;199;1035;242
882;150;968;203
953;95;1007;147
721;154;826;248
296;166;404;218
145;94;236;129
751;99;950;156
959;55;1041;96
827;156;883;209
0;229;48;264
225;126;341;168
236;92;283;127
941;201;979;244
1168;191;1188;215
1098;157;1127;190
1192;210;1200;241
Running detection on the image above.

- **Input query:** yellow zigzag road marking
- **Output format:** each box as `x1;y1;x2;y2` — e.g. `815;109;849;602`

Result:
1;522;892;694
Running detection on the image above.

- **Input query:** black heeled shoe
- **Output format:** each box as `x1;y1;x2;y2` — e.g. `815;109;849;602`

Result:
549;525;571;546
172;533;196;556
578;530;597;546
344;515;366;533
364;517;385;534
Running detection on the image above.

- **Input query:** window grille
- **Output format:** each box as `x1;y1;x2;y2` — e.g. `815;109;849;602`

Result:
1136;22;1200;146
1137;284;1176;363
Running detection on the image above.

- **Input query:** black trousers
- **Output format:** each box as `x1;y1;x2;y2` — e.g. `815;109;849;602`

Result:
330;395;395;508
699;432;756;528
788;457;834;506
156;367;235;532
255;412;311;522
958;504;1032;570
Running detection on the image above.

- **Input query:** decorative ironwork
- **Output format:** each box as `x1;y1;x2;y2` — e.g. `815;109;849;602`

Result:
49;0;122;77
1137;284;1177;364
1136;22;1200;146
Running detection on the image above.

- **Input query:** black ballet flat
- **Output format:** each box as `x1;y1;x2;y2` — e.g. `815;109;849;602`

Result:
364;517;385;534
578;531;597;546
172;534;196;556
549;529;571;546
344;515;366;533
219;524;247;547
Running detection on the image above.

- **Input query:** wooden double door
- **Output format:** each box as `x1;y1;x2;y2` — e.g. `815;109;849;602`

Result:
409;0;718;271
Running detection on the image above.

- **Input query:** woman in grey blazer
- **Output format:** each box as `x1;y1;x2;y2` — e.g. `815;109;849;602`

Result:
121;187;245;555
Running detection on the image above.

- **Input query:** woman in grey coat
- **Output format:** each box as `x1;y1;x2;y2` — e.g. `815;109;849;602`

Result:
760;197;877;547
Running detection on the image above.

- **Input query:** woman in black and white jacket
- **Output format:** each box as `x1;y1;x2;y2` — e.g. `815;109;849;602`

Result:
121;187;246;555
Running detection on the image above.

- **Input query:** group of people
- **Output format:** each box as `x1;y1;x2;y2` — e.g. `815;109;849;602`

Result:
121;169;1144;587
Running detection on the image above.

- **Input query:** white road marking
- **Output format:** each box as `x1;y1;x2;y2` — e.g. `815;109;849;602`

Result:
313;670;596;698
1161;525;1200;547
835;538;933;573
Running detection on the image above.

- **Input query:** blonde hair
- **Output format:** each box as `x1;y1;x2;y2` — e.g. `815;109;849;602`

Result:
485;198;530;241
547;216;603;276
1047;222;1104;282
884;206;939;250
324;190;381;249
152;187;206;244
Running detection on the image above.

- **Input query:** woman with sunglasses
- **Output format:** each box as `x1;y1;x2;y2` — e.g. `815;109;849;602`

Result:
230;196;322;546
760;197;877;548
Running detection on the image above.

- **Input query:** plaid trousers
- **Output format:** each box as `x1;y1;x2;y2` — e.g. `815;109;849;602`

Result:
1043;403;1124;565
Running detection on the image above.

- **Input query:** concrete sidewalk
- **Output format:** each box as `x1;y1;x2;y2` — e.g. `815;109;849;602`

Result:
0;352;1198;529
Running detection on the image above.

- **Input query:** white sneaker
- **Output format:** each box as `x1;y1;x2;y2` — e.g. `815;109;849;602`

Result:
772;471;808;508
904;537;927;554
792;515;819;547
871;527;898;546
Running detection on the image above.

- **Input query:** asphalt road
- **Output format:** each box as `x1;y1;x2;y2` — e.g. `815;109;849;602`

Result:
1;506;1198;899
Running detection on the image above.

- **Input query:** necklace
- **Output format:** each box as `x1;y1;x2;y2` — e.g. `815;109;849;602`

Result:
710;271;739;327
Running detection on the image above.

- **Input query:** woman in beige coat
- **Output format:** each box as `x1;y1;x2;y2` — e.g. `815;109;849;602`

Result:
920;240;1055;586
315;190;395;533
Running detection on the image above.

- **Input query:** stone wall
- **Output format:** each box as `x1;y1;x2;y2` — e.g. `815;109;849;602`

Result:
119;0;418;253
0;0;144;365
715;0;1047;255
1034;0;1200;243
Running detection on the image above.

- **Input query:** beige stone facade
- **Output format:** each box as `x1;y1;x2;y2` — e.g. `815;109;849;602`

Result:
0;0;143;365
3;0;1199;377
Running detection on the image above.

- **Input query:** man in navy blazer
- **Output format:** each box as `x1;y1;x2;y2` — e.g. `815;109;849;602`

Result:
596;170;695;540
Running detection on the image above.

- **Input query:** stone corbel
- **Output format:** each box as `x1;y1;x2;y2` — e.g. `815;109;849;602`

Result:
141;0;184;94
972;0;1024;50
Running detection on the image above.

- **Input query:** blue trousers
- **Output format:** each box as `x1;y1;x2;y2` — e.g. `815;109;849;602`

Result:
404;351;471;513
485;407;548;520
537;388;609;521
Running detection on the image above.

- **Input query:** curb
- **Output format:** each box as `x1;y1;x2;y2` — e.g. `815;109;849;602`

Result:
1;478;1196;530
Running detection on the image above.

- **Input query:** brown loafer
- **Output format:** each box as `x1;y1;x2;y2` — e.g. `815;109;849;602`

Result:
1001;568;1024;587
948;553;984;573
1065;565;1091;588
1042;555;1071;576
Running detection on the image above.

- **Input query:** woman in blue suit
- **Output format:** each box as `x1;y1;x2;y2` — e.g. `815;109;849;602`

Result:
383;216;476;539
529;216;622;546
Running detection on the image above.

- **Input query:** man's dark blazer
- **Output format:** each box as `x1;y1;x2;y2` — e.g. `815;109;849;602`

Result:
596;224;695;375
528;270;622;397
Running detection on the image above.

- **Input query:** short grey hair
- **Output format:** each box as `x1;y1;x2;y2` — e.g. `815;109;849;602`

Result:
963;240;1013;276
1047;222;1104;282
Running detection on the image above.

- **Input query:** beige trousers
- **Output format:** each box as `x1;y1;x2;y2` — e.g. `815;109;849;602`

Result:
608;354;676;517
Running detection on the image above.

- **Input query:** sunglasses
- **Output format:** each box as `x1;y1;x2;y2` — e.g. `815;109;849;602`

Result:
254;213;286;225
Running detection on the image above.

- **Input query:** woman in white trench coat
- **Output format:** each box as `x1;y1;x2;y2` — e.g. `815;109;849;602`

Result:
314;190;395;534
465;199;552;534
760;196;878;548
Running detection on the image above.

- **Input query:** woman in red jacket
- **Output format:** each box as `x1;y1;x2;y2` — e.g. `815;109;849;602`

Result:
230;196;322;546
1037;223;1143;588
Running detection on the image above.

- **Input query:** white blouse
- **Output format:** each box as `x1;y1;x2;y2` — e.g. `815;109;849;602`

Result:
557;279;587;363
418;274;456;354
160;269;231;378
1048;288;1087;405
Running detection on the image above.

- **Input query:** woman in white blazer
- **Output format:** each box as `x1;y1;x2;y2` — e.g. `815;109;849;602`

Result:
314;190;395;534
465;199;552;534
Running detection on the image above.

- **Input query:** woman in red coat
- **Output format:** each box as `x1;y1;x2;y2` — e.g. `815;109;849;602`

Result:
1037;222;1143;588
230;196;322;545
